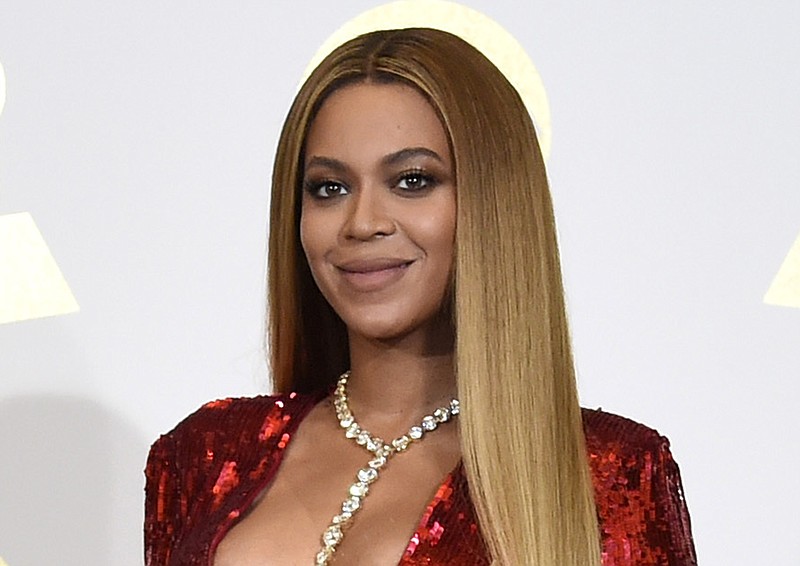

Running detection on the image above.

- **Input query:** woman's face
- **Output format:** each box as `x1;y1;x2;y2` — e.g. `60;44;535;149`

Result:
300;82;456;343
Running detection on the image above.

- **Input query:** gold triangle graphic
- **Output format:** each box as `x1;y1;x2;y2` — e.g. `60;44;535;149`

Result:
764;230;800;309
0;212;80;324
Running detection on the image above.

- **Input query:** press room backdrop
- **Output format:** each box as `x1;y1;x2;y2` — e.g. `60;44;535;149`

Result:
1;1;798;564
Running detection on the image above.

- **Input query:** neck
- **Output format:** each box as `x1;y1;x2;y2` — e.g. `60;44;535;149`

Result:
344;327;456;426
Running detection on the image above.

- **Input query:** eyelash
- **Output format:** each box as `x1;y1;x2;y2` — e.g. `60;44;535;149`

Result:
304;179;347;200
395;169;438;193
303;169;439;200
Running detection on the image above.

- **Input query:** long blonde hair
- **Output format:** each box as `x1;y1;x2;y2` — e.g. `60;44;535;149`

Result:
268;28;601;566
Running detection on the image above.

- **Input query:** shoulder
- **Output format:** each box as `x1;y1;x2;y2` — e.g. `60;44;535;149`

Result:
145;393;318;480
162;393;313;436
581;407;698;565
580;406;678;504
144;392;323;564
581;406;671;459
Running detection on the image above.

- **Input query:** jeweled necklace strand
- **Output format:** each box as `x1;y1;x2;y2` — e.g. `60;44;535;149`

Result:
314;371;460;565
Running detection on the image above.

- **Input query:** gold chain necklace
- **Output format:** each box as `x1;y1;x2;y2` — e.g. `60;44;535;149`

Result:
314;371;460;565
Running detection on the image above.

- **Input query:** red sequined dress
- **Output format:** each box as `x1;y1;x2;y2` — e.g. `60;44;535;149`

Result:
145;393;697;565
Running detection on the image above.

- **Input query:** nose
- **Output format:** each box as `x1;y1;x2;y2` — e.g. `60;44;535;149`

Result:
342;186;395;241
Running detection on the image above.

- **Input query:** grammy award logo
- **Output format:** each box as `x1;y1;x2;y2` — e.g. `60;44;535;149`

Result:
0;59;80;324
765;231;800;309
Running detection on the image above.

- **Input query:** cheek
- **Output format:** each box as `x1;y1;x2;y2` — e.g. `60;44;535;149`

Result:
299;214;311;260
299;213;328;305
418;200;456;261
299;206;324;264
299;206;338;300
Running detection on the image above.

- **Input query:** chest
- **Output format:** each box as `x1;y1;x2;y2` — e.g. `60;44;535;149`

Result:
209;406;485;566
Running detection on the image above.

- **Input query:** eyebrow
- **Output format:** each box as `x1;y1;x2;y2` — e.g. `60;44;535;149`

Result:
304;147;444;172
304;155;348;173
382;147;444;166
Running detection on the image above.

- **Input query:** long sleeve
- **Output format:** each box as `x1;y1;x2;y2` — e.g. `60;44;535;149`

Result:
584;409;697;566
144;433;183;565
648;437;696;565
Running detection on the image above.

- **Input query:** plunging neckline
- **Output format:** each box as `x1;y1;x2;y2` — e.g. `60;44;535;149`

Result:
207;393;463;566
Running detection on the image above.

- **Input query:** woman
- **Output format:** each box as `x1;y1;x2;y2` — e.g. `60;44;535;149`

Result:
145;28;696;565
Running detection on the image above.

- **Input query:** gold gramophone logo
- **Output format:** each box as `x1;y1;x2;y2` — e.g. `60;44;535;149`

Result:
764;232;800;309
0;2;796;315
316;0;799;310
0;58;80;324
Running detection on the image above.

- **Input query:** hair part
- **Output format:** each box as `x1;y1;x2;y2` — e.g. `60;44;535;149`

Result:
268;28;601;566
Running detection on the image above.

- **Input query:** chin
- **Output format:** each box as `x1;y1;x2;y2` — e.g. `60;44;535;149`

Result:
341;302;453;346
347;317;417;343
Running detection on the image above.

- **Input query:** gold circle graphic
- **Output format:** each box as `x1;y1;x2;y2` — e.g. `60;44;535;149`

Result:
303;0;552;160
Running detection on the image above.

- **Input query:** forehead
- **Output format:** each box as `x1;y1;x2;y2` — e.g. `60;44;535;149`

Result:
304;82;451;166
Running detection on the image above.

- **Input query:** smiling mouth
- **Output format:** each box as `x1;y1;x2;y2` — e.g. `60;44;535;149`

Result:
336;258;415;291
338;258;414;273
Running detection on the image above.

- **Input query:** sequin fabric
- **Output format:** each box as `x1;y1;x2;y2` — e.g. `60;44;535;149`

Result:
145;395;696;565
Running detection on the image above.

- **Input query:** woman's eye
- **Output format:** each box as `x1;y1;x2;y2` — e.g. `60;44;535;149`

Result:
396;172;435;192
306;180;349;199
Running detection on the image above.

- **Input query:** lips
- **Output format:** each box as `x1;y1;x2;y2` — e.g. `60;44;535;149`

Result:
337;257;414;273
335;257;415;291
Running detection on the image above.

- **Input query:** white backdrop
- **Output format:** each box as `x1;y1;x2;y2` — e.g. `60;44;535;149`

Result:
1;1;798;564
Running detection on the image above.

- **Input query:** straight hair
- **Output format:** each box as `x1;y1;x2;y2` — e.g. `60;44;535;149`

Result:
268;28;601;566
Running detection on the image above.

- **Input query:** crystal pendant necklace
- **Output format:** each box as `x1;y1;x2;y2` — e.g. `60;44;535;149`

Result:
314;371;460;565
